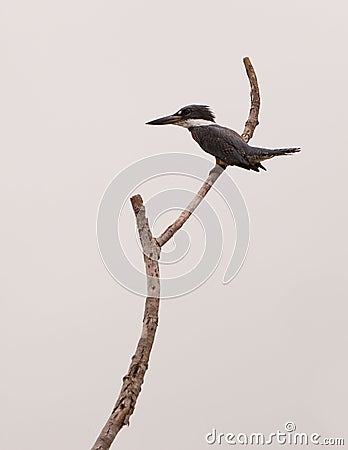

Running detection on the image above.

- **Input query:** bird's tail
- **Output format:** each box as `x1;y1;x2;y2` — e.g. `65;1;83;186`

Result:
256;147;301;158
248;146;300;171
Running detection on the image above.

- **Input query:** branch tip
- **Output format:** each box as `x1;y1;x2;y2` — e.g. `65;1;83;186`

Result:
130;194;144;214
241;56;260;143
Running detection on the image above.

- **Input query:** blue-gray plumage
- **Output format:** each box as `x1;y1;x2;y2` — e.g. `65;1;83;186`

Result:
146;105;300;172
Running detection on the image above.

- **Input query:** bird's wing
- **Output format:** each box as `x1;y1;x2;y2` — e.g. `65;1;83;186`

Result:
190;125;252;168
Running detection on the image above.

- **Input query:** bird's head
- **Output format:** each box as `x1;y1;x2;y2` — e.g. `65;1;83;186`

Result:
146;104;216;128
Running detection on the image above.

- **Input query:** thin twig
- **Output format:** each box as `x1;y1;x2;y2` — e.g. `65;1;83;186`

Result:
91;57;260;450
156;165;225;247
242;56;260;144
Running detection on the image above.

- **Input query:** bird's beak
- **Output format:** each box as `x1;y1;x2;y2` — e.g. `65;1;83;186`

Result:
146;114;181;125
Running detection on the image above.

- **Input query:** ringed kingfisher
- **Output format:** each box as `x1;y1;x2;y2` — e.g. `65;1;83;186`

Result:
146;104;300;171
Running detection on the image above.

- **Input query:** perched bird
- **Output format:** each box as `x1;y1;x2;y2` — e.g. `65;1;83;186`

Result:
146;104;300;171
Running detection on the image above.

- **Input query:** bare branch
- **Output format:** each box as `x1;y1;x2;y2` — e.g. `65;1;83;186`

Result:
91;195;160;450
241;56;260;143
156;165;225;247
91;57;261;450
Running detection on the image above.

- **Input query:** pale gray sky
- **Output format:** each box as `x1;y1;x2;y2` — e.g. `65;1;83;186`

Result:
1;1;347;449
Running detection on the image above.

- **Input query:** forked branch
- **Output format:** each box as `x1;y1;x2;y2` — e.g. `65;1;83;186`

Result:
91;56;260;450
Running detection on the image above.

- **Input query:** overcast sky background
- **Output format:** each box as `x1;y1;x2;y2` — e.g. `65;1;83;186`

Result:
1;1;347;449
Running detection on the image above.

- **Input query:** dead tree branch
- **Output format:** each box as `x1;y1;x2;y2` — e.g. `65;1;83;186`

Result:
242;56;261;144
91;56;260;450
156;165;225;247
91;195;160;450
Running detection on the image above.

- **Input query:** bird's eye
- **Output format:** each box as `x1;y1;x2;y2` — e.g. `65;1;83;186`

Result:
182;108;191;115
